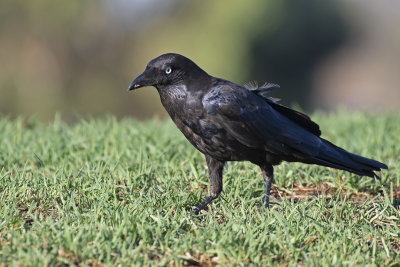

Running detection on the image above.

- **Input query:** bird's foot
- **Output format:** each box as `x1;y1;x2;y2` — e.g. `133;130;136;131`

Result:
192;195;216;215
192;207;201;216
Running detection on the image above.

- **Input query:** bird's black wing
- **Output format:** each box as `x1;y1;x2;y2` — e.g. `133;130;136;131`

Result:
246;83;321;136
203;83;323;159
263;101;321;136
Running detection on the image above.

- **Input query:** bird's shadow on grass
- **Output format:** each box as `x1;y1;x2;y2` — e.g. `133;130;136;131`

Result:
271;182;400;208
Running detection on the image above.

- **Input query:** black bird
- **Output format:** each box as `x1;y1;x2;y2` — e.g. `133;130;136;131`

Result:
128;53;387;214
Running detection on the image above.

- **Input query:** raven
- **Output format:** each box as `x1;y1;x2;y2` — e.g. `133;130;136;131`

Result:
128;53;387;214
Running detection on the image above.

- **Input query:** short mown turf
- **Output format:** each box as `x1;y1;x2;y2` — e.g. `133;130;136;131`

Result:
0;112;399;266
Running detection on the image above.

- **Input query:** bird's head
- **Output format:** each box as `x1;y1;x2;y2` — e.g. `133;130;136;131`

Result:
127;53;208;91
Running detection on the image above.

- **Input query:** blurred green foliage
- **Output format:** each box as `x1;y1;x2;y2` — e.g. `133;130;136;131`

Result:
0;0;347;122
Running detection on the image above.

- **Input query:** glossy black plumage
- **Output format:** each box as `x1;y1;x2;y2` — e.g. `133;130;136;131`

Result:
128;53;387;214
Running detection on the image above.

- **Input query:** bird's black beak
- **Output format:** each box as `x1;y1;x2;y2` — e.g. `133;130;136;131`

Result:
127;73;144;91
127;72;154;91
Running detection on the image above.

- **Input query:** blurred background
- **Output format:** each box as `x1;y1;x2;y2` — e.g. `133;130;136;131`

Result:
0;0;399;122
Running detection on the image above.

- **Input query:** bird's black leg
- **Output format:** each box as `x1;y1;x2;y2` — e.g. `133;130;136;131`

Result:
260;164;274;209
192;155;225;215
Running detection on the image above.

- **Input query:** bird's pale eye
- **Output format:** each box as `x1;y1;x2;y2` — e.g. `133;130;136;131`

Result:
165;67;172;75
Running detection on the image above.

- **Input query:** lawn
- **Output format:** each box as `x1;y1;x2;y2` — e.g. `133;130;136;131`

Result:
0;111;399;266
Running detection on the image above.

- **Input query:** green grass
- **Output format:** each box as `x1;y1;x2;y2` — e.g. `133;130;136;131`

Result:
0;111;399;266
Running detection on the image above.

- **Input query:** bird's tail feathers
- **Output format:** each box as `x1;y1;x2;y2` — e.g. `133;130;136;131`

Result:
313;139;387;179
